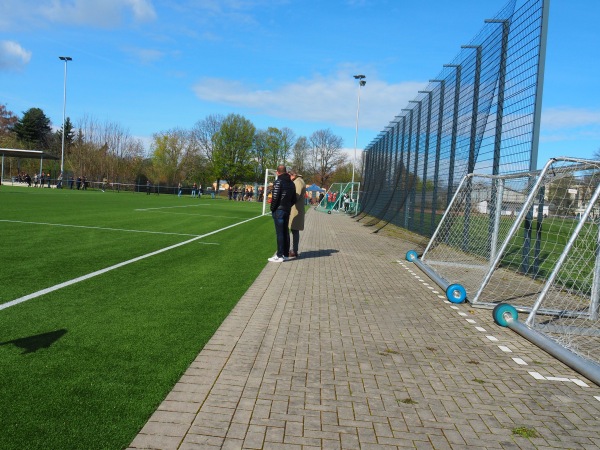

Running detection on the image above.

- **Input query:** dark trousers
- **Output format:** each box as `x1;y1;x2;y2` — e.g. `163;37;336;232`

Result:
272;209;290;258
291;229;300;253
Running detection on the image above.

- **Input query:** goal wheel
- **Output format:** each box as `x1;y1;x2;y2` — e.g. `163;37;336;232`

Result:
405;250;418;262
446;284;467;303
493;303;518;327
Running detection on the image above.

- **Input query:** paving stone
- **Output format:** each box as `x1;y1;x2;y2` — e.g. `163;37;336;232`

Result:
130;210;600;449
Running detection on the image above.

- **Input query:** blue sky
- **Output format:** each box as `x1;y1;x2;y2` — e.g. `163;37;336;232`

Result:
1;0;599;169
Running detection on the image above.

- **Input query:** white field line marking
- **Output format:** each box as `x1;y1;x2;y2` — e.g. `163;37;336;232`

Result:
136;203;258;219
0;219;201;237
134;204;210;211
0;214;263;311
145;211;252;219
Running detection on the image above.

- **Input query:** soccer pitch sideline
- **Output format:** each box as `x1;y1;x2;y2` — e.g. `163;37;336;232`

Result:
0;186;274;450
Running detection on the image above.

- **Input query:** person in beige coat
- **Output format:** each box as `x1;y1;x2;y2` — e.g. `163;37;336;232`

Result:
289;169;306;258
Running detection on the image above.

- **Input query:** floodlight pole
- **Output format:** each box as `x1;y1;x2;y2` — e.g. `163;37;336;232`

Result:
59;56;72;181
351;74;366;205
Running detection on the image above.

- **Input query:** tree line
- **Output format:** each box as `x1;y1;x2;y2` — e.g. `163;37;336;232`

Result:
0;104;360;189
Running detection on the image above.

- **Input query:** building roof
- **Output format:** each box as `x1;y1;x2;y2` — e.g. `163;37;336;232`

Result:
0;148;59;160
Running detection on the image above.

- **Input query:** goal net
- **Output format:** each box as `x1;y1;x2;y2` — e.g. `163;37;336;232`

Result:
417;157;600;367
315;182;361;214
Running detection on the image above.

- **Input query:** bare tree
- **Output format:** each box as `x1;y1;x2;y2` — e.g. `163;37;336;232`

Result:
307;129;345;187
191;114;224;169
280;127;296;165
253;130;271;183
290;136;309;174
71;115;145;183
0;104;20;166
0;104;18;135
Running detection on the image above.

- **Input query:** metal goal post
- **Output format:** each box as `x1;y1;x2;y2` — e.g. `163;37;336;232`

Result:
315;182;361;215
262;168;277;216
407;157;600;374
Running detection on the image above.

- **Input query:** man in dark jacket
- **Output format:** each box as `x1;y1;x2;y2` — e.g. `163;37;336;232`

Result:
269;165;296;262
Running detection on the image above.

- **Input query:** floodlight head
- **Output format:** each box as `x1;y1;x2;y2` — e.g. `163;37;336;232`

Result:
354;74;366;80
59;56;72;61
360;80;366;86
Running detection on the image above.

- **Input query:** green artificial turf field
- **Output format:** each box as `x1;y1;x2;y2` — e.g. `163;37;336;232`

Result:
0;185;275;449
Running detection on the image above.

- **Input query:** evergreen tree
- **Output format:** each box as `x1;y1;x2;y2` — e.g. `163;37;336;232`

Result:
56;117;75;148
13;108;53;149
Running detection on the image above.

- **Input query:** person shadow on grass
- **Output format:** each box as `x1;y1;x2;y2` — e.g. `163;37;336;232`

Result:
0;329;67;354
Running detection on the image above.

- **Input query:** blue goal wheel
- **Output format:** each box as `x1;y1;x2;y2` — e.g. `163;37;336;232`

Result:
406;250;418;262
446;284;467;303
493;303;518;327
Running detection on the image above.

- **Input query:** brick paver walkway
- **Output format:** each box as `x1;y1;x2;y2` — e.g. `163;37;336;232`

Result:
129;210;600;449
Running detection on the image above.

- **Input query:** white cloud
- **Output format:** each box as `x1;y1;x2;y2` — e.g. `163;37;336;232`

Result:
187;0;288;12
126;0;157;22
540;107;600;144
192;72;426;131
0;41;32;71
542;107;600;130
123;47;165;64
0;0;156;29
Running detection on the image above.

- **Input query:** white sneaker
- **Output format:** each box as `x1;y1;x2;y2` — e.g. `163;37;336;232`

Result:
268;255;285;262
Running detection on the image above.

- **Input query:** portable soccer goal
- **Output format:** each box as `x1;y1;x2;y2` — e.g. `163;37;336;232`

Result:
315;182;360;214
406;157;600;383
